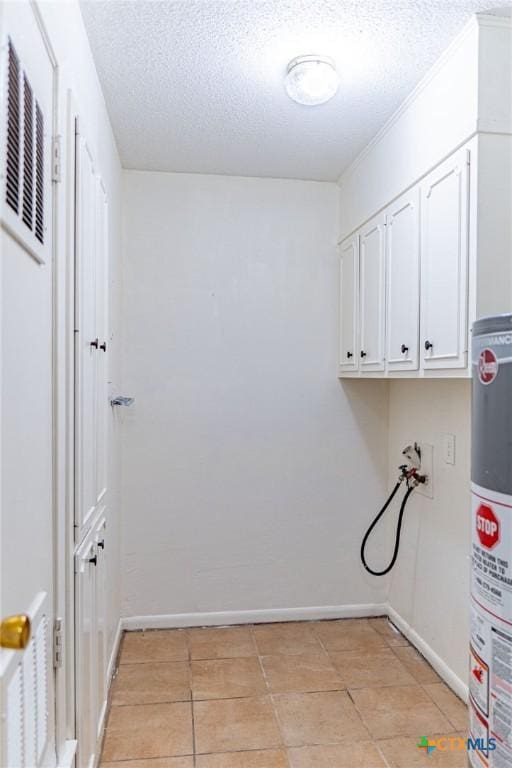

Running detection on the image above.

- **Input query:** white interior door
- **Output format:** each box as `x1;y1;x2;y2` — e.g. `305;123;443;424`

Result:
420;146;469;369
74;124;110;768
359;214;386;371
0;4;56;766
94;179;108;510
75;130;98;540
339;234;359;372
75;534;97;768
386;187;420;371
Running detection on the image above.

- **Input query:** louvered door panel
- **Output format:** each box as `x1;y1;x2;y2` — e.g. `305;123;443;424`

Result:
5;39;21;214
1;33;51;263
0;593;50;768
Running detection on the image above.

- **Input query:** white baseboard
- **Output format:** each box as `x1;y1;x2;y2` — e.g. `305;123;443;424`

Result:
387;605;468;703
121;602;388;631
106;618;122;683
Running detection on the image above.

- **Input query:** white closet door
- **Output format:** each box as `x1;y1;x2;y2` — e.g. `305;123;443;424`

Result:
420;146;469;369
94;179;108;508
94;515;108;739
360;214;386;371
75;536;98;768
339;234;359;372
75;133;98;537
386;188;420;371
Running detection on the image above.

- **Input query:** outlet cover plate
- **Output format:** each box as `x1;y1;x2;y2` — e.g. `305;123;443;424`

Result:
416;442;433;498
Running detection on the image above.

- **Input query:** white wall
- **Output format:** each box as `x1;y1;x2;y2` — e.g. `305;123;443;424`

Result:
121;170;390;622
387;381;471;687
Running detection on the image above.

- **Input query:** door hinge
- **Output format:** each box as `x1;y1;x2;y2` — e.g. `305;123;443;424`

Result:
52;135;62;183
466;148;471;167
53;617;64;668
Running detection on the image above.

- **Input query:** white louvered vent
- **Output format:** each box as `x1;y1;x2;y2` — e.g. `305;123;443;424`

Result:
2;36;47;260
35;102;44;244
1;594;50;768
22;73;34;231
5;39;20;214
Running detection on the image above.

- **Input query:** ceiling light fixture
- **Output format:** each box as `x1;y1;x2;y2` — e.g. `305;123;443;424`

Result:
285;55;339;106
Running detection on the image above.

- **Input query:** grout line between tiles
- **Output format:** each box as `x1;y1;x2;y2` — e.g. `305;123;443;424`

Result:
419;680;465;731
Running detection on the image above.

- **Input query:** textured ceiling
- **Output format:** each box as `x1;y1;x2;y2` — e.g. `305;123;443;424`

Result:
80;0;512;181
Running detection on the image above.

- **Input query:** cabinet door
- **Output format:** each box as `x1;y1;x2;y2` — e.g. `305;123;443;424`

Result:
75;536;97;768
360;214;386;371
386;188;420;371
420;147;469;369
339;235;359;372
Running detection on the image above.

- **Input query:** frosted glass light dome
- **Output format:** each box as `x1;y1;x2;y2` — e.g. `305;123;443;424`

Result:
285;55;339;106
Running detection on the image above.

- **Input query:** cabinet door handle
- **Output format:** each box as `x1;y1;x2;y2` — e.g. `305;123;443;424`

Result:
424;340;433;351
346;351;353;359
360;350;367;358
89;555;97;566
100;341;107;352
97;539;105;550
401;344;409;354
90;338;99;349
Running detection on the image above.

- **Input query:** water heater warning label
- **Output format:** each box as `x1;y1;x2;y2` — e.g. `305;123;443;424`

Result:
471;485;512;621
471;483;512;767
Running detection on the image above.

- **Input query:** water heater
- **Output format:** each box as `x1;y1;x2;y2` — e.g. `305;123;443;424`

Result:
470;314;512;767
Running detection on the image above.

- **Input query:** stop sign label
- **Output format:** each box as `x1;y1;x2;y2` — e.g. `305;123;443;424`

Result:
476;504;500;549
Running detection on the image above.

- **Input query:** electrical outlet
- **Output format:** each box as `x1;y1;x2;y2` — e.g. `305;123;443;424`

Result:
416;442;433;498
443;433;456;465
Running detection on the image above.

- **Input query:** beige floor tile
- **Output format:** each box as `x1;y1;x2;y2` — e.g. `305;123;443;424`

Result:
392;646;441;684
329;648;416;689
272;690;369;746
120;630;188;664
423;683;468;730
261;652;342;694
102;702;193;761
368;618;409;647
111;661;190;705
191;657;267;700
287;742;387;767
188;626;257;659
252;622;323;656
350;684;451;739
194;696;281;754
102;759;193;768
196;749;288;767
377;733;469;766
312;619;387;652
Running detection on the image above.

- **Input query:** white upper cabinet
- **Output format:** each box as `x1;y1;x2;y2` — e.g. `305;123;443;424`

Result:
339;234;359;372
420;146;469;369
385;188;420;371
359;214;386;371
336;16;512;380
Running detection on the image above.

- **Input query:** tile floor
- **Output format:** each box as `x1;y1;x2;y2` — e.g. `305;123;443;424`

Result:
101;618;468;767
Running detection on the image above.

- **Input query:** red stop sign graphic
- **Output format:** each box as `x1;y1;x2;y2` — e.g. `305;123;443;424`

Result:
476;504;500;549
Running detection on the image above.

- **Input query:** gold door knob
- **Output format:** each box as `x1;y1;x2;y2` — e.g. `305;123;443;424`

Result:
0;614;31;650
